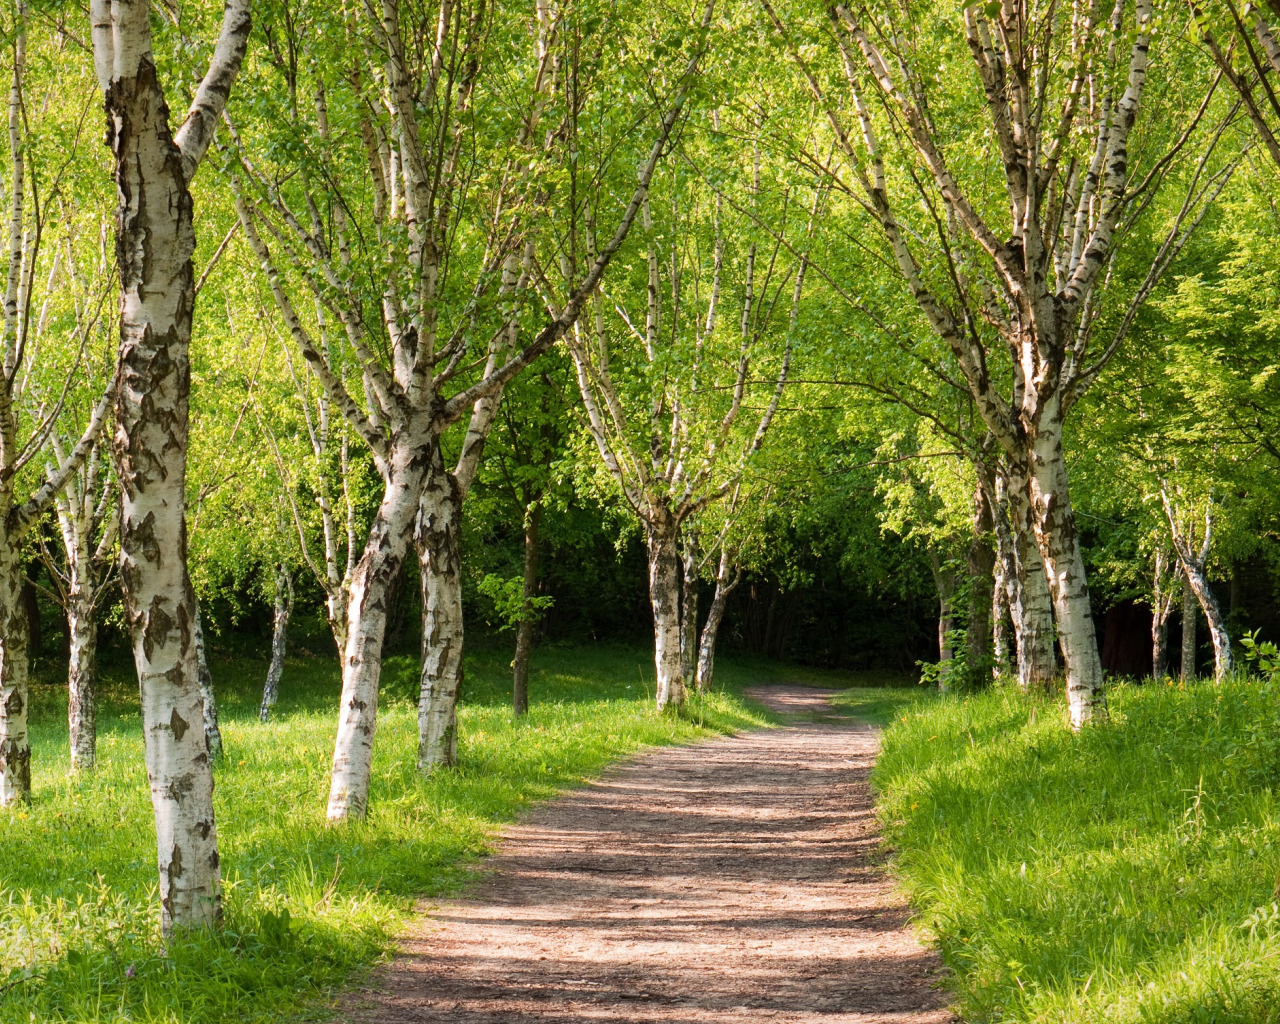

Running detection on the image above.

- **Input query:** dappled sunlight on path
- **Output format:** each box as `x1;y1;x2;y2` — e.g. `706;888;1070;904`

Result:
342;686;952;1023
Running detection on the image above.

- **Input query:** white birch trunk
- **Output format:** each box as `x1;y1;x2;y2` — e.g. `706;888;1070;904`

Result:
326;432;427;821
511;500;541;716
94;0;251;931
679;533;699;689
1004;459;1058;690
929;553;956;692
646;512;685;710
260;565;292;722
1027;418;1105;727
67;589;97;773
1162;495;1233;684
1150;548;1174;680
1185;566;1231;681
992;555;1012;679
1181;574;1197;681
695;545;739;692
416;457;465;772
965;483;995;685
192;603;222;760
0;544;30;804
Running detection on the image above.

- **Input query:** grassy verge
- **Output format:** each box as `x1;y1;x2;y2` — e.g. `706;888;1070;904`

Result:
830;684;932;727
874;676;1280;1023
0;643;771;1023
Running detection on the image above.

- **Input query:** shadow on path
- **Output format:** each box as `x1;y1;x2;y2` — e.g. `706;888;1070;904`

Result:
342;685;952;1023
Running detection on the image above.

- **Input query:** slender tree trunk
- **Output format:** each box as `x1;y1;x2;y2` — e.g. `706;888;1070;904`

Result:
646;511;685;709
260;565;292;722
0;545;30;804
1181;573;1197;682
695;547;739;692
1152;608;1169;680
1004;458;1058;690
992;555;1012;679
192;602;222;760
679;532;699;689
416;456;465;771
511;500;542;716
1025;419;1103;726
327;431;428;821
929;553;956;693
67;587;97;773
1151;548;1172;680
965;483;995;687
1188;570;1232;682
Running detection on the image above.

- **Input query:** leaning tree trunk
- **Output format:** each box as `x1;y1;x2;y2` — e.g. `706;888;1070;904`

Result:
679;532;699;690
416;457;465;772
646;510;685;710
1182;562;1232;682
695;547;739;692
0;543;30;804
511;500;542;717
965;484;995;688
1026;418;1104;726
1181;573;1197;682
105;56;220;933
67;584;97;773
327;430;429;821
260;564;292;722
192;602;222;759
1187;568;1228;680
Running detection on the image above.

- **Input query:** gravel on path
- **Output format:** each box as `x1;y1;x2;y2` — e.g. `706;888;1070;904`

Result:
342;684;952;1023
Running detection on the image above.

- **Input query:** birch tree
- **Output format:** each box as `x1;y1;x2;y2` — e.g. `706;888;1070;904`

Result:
1191;0;1280;169
233;0;715;815
568;174;809;708
43;433;118;773
763;0;1235;725
0;8;116;802
1161;486;1232;681
91;0;251;933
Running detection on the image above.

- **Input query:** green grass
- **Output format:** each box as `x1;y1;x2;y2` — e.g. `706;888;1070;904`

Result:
830;684;933;726
0;642;773;1023
874;676;1280;1023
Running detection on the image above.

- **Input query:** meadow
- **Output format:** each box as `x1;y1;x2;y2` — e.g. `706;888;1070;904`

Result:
875;676;1280;1023
0;644;797;1023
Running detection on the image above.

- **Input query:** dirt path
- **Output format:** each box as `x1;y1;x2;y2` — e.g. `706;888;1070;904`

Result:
343;685;952;1023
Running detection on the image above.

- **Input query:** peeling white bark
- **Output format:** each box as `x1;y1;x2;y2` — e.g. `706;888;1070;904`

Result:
1163;490;1232;682
647;513;685;710
260;564;293;722
326;429;428;820
416;455;464;772
695;543;740;692
93;0;251;933
0;545;30;804
1027;416;1105;726
679;527;699;689
1181;574;1198;681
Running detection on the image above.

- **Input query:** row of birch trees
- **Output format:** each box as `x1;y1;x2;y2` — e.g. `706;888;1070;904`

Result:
1;0;1276;940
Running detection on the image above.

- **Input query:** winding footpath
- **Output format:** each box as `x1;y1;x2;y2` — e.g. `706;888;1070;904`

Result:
343;685;952;1023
